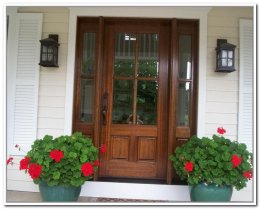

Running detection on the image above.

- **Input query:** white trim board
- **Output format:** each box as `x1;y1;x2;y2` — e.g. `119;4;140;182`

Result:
64;6;210;136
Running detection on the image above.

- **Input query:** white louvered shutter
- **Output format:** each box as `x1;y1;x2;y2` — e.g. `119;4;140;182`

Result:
7;13;42;155
238;19;253;152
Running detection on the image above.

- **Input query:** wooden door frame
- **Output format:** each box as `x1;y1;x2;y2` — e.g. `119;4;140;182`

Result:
72;17;199;184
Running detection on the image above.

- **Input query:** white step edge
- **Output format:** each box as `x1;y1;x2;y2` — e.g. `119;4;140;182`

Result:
82;181;190;201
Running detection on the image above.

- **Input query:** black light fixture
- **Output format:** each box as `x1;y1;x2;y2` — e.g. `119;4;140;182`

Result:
39;34;59;67
215;39;236;72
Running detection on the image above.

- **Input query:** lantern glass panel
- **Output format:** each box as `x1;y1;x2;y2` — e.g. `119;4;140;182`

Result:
42;46;47;61
228;50;233;58
47;47;54;61
222;58;227;67
228;59;233;67
222;50;227;58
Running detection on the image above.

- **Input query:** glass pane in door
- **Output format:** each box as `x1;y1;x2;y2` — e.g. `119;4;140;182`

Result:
137;80;158;125
80;79;94;122
112;80;134;124
138;34;159;78
82;33;96;76
178;35;191;79
177;82;190;126
114;33;136;77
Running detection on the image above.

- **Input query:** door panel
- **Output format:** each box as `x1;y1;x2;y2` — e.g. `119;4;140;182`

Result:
99;21;169;180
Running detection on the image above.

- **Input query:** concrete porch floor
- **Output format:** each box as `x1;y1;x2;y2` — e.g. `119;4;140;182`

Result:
6;190;169;203
6;190;98;203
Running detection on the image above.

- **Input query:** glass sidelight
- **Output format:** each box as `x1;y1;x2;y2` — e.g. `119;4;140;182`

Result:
177;35;192;127
112;33;159;125
80;33;96;123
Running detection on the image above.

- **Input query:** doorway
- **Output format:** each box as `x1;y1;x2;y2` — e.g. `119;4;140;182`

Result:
73;17;198;184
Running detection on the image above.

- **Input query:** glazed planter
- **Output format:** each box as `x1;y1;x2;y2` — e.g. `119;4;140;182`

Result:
190;183;233;202
39;182;81;202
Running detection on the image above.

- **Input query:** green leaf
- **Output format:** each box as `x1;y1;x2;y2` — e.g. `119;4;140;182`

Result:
221;152;231;161
68;152;77;158
53;171;60;180
80;155;88;163
74;142;83;151
47;180;59;186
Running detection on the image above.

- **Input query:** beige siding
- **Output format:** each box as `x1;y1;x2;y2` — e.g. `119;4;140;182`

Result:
206;7;253;140
17;7;69;140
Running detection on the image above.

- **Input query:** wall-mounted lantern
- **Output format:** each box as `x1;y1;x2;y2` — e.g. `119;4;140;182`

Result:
39;34;59;67
215;39;236;72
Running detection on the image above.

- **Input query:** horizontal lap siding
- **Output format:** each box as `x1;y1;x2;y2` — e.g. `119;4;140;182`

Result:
18;7;69;139
206;7;253;140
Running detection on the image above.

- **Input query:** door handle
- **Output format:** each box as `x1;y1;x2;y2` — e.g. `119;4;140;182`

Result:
102;92;108;125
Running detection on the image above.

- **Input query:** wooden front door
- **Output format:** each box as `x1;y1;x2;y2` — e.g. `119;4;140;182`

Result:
73;17;199;183
99;20;169;180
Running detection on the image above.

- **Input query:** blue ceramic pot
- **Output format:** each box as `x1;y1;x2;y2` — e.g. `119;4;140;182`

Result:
190;183;233;202
39;182;81;202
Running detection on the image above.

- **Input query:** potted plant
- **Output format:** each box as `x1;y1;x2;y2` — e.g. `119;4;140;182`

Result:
7;132;106;202
169;127;253;202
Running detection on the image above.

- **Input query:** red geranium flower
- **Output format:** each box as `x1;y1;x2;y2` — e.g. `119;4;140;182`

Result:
7;157;14;165
184;161;194;172
28;163;42;179
100;144;107;153
93;160;100;167
81;162;94;177
49;150;64;162
243;170;253;180
217;127;226;135
231;154;242;168
19;156;30;170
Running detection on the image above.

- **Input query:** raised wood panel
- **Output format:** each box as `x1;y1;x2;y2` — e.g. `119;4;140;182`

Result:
107;160;156;178
176;126;190;138
138;137;156;161
111;136;130;160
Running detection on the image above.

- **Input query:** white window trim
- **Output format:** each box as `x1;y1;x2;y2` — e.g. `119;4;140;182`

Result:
64;6;210;137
